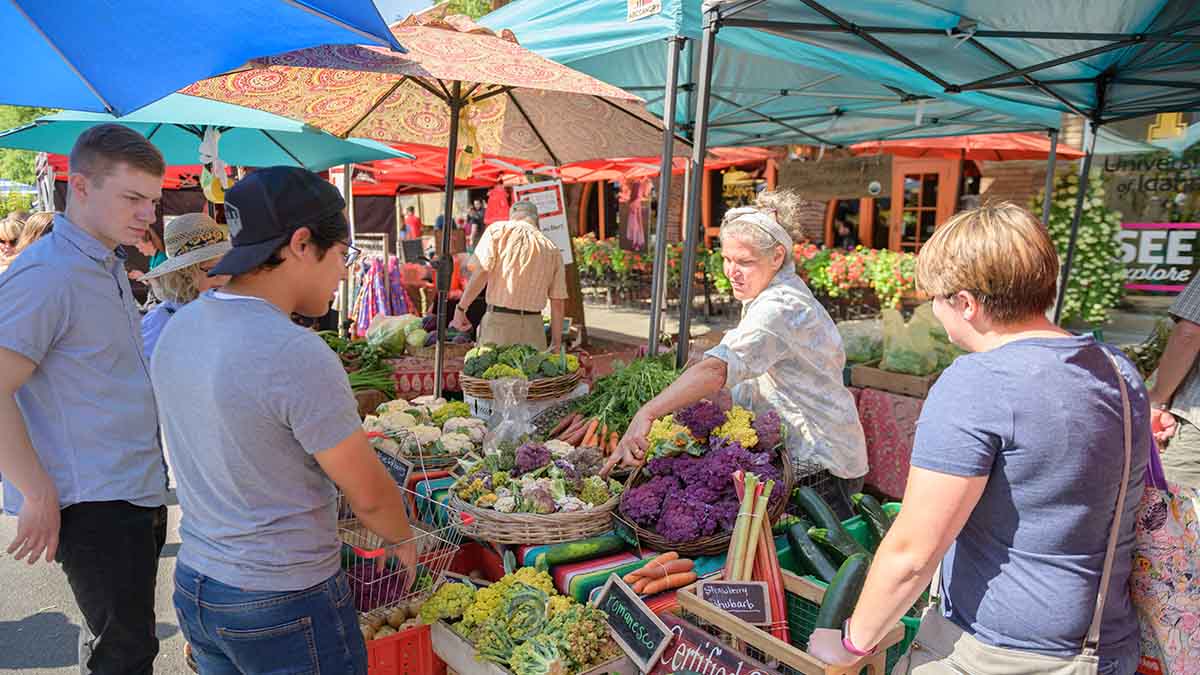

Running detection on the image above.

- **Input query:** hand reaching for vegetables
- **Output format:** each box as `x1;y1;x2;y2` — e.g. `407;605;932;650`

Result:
603;412;652;476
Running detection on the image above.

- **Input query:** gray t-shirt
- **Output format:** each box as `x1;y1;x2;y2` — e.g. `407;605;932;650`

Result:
912;336;1146;662
151;291;362;591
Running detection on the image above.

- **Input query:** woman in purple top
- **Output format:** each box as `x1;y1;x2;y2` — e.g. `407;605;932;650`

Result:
810;203;1147;675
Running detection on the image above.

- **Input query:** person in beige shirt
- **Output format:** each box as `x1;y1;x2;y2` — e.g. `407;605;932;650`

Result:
451;200;567;350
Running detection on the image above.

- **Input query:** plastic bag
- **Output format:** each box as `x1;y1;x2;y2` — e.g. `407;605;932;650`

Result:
837;319;883;363
482;378;533;471
365;314;421;356
880;304;938;376
925;307;967;370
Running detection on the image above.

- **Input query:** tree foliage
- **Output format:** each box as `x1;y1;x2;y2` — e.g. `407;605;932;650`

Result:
1032;170;1125;326
0;105;53;185
440;0;492;19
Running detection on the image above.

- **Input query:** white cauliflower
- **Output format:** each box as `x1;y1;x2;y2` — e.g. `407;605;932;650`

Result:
407;424;442;446
438;432;473;455
493;495;517;513
411;395;446;408
370;436;401;457
362;415;385;433
375;399;411;415
555;496;587;512
442;417;486;443
379;411;418;432
545;440;574;458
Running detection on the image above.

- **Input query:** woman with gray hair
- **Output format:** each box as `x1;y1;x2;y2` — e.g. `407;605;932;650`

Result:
607;190;868;512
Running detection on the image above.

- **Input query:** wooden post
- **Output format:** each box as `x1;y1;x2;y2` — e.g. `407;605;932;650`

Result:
597;180;607;240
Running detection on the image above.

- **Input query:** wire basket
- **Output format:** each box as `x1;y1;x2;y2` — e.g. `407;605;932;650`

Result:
337;485;470;625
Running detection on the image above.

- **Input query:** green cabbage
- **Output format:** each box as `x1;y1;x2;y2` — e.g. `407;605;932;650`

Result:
406;328;429;350
366;316;415;355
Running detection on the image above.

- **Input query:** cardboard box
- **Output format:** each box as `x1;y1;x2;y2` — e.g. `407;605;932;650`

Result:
850;362;940;399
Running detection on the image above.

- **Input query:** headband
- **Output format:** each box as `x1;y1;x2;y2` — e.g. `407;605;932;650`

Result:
722;206;792;250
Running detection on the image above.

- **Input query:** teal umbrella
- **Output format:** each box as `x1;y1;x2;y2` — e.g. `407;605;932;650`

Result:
0;94;413;171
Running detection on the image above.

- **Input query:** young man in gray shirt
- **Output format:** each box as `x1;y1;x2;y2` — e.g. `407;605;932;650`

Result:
151;166;415;673
0;124;169;674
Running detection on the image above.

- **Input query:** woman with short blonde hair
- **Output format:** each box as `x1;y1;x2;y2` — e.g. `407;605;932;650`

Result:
13;211;54;255
809;202;1146;675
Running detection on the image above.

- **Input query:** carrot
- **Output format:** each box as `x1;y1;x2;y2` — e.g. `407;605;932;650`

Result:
599;424;608;447
565;425;587;446
609;432;619;455
557;415;586;440
581;418;600;447
548;413;578;438
623;570;642;584
644;551;679;568
632;577;651;594
638;558;693;579
642;571;697;595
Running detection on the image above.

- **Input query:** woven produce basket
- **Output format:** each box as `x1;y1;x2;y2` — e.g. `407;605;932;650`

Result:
460;369;581;401
408;341;472;361
612;451;795;557
449;490;618;545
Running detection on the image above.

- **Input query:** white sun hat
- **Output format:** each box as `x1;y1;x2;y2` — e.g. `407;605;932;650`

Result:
141;212;231;281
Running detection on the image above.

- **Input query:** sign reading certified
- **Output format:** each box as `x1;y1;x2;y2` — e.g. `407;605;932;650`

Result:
1118;223;1199;292
628;0;662;22
513;180;573;265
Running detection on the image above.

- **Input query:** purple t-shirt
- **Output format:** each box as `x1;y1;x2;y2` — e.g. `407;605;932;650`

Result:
912;336;1146;661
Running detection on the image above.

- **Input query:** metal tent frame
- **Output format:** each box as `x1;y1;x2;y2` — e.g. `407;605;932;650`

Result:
686;0;1200;339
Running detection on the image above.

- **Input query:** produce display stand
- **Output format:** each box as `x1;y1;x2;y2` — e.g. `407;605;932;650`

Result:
849;362;940;399
676;570;905;675
460;369;583;401
430;621;637;675
450;491;620;545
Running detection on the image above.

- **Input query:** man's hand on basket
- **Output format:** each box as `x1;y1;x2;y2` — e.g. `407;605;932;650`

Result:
381;539;419;591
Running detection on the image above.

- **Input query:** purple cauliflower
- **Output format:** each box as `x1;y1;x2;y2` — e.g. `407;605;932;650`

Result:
752;410;783;450
657;488;704;542
552;458;582;490
675;400;726;441
620;475;680;528
513;442;551;475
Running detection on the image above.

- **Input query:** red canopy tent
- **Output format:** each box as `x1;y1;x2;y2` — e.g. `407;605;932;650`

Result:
850;133;1083;161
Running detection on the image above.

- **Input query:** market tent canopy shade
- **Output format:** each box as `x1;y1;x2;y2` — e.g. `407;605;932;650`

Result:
183;14;681;166
481;0;1063;147
42;154;210;191
851;132;1084;161
0;94;414;172
711;0;1200;126
0;0;404;115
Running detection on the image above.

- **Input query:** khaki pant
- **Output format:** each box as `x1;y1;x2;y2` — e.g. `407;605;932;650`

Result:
1161;414;1200;490
478;311;546;349
892;613;1101;675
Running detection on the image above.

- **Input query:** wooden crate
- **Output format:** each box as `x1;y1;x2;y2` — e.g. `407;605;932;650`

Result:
430;621;636;675
675;571;905;675
850;362;940;399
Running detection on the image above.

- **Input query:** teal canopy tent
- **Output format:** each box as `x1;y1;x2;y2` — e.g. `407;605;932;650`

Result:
482;0;1063;360
701;0;1200;324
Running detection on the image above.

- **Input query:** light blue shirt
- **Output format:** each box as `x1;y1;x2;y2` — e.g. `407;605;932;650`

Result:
0;215;167;514
706;265;868;478
151;291;362;590
141;301;181;360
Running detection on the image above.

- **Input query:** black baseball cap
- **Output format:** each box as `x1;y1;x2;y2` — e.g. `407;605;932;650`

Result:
209;166;348;277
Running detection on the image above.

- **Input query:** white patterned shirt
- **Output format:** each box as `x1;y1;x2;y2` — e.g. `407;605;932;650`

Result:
706;266;868;478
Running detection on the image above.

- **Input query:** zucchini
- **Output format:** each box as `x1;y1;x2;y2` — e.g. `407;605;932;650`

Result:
814;553;870;629
851;493;892;548
792;486;843;531
786;521;839;583
538;533;626;567
809;526;871;563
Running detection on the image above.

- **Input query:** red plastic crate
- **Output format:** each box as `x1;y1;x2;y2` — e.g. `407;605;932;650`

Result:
367;623;446;675
449;541;505;582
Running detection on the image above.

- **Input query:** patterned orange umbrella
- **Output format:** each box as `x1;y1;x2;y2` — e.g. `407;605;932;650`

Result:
185;13;681;395
182;14;677;167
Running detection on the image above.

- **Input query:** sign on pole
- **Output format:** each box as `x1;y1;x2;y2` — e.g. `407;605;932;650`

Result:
513;180;573;265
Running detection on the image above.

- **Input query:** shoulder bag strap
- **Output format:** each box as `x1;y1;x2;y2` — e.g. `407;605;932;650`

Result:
1082;351;1134;656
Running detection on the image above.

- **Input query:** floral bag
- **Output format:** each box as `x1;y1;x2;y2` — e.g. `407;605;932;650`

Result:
1132;442;1200;675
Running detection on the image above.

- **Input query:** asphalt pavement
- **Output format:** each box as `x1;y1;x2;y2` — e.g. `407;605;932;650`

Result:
0;497;188;674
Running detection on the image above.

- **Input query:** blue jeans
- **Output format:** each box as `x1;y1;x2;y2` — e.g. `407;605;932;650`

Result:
173;563;367;675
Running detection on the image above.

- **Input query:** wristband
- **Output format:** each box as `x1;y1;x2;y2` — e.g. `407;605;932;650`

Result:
842;619;875;657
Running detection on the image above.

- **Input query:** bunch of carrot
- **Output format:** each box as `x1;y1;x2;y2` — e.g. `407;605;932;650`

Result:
546;412;620;456
622;551;697;596
723;471;789;643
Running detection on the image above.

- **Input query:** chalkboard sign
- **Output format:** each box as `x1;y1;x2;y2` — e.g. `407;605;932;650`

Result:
697;580;771;625
650;614;780;675
594;574;672;672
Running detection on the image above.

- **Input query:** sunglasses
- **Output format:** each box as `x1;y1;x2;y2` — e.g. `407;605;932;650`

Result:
341;242;361;268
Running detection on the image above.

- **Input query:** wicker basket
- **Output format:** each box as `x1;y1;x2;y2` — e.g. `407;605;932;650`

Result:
408;342;473;361
459;370;582;401
449;491;618;545
612;452;795;557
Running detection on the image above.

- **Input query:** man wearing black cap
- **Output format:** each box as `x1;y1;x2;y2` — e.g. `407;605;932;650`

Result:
150;167;415;673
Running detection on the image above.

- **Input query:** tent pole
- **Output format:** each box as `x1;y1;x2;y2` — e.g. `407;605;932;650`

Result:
1052;123;1097;326
676;11;718;369
1041;129;1058;225
648;36;685;354
342;163;355;240
434;82;463;399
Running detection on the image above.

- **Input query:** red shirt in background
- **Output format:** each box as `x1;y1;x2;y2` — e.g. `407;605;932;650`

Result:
404;213;423;240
